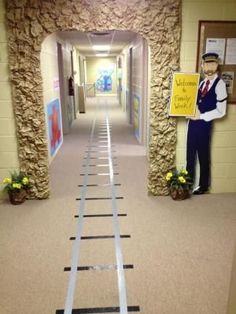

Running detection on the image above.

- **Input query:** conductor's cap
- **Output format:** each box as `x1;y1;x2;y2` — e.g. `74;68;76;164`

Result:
202;52;219;63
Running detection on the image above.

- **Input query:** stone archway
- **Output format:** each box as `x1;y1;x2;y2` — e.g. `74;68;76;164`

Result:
6;0;181;199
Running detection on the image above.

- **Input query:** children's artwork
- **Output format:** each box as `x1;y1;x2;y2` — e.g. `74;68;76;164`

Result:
47;99;63;157
169;73;200;116
96;64;115;92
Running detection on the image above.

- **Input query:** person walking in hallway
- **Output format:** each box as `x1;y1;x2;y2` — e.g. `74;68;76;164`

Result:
186;52;227;195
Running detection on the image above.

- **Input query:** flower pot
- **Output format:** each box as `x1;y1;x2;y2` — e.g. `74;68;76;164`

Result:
8;189;27;205
170;188;190;200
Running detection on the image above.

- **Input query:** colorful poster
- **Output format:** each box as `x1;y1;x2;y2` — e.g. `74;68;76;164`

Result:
169;73;200;116
96;64;115;92
133;94;140;140
47;98;63;157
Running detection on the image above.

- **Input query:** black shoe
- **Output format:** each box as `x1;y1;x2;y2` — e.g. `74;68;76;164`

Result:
192;188;208;195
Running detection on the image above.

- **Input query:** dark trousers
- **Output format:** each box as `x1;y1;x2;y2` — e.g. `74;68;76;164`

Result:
186;120;212;191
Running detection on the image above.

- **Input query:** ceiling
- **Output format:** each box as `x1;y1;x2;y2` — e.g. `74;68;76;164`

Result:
58;30;137;57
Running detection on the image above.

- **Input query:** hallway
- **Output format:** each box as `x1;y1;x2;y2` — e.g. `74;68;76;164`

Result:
0;97;236;314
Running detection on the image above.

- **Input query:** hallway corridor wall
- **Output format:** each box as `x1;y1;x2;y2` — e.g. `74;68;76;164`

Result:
118;33;149;147
40;33;64;164
3;0;181;198
1;0;236;199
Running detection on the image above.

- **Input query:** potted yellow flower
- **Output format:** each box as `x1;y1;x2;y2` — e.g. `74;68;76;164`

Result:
2;172;30;205
165;169;192;200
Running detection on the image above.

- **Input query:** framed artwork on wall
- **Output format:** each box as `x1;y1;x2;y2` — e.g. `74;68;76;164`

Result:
47;98;63;158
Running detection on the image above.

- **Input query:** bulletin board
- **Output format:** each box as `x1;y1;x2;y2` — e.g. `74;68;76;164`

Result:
196;21;236;104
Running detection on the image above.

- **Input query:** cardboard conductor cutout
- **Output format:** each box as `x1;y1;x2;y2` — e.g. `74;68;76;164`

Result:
169;73;200;116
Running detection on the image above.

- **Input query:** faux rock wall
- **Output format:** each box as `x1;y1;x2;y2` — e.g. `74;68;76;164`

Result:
6;0;181;198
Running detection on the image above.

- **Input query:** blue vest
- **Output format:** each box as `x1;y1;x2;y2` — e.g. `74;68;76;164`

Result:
197;77;220;114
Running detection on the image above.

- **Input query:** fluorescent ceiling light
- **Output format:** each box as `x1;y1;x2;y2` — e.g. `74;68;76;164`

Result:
93;45;110;51
89;32;111;37
95;53;108;57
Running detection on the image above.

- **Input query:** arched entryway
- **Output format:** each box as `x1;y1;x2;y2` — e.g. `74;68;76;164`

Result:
6;0;181;198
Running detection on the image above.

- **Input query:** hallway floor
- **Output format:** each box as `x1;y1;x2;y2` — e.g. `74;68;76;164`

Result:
0;97;236;314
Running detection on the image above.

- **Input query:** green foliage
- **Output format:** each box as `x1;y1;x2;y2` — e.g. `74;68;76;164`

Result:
165;169;193;191
2;171;31;193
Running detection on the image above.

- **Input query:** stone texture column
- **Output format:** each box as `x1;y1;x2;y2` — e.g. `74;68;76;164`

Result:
5;0;181;198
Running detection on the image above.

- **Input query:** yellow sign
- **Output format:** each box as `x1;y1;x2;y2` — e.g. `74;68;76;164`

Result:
169;73;200;116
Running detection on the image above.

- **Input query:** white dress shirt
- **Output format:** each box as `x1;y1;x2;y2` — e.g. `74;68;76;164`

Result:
199;74;227;122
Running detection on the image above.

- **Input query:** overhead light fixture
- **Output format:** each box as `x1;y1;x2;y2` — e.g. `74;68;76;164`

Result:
93;45;110;51
95;53;109;57
89;32;111;37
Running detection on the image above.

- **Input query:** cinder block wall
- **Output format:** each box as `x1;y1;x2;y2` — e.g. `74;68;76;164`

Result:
0;0;19;199
178;0;236;193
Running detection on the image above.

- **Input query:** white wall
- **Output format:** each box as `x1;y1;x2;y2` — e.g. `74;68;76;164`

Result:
40;33;63;164
121;34;149;146
40;33;74;164
179;0;236;193
40;34;61;110
72;48;80;114
121;53;128;112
